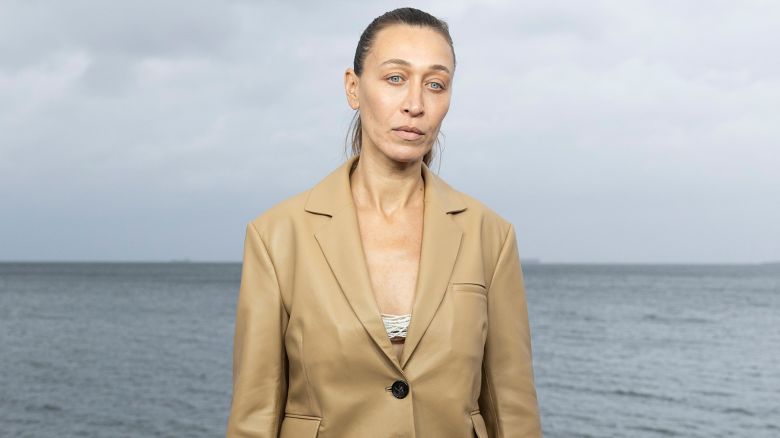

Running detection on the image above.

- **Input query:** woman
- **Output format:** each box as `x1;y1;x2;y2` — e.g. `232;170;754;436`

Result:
226;7;541;438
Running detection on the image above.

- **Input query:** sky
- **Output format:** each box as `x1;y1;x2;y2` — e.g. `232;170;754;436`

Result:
1;0;778;263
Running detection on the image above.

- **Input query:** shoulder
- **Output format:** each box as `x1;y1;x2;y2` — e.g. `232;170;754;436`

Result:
246;188;312;243
246;156;354;242
439;177;519;280
439;175;514;244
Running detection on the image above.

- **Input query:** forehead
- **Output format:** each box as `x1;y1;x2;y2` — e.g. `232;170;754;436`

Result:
366;24;454;71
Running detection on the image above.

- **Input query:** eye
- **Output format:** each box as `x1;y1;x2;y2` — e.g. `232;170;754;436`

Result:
429;81;446;91
387;75;403;84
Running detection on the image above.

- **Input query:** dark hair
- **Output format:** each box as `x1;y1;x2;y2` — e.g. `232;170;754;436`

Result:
345;7;456;169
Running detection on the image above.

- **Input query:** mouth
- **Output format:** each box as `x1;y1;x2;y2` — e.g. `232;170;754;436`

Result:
393;126;424;135
392;125;425;141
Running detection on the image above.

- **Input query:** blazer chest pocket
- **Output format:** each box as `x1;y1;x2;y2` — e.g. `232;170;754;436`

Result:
451;282;487;296
450;282;488;358
280;414;321;437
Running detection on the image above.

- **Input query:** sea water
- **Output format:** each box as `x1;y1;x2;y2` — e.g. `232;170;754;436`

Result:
1;262;778;437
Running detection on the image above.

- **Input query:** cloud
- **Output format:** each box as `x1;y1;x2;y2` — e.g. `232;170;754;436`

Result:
1;0;778;262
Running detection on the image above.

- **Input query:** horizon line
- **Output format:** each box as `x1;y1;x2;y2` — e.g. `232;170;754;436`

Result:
0;259;778;266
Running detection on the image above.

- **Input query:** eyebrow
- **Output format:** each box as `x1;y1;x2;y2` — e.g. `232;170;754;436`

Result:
379;58;451;74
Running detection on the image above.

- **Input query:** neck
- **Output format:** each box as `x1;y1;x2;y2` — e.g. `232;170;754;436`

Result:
349;148;425;217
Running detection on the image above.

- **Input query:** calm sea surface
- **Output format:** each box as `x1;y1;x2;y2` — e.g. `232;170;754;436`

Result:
1;262;778;437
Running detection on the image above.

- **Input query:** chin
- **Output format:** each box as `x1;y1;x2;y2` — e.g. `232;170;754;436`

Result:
381;143;430;164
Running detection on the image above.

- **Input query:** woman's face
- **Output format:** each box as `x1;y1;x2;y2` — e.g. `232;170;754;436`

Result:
345;24;455;165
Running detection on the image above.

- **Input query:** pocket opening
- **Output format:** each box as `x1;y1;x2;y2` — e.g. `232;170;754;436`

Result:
470;411;489;438
280;415;321;437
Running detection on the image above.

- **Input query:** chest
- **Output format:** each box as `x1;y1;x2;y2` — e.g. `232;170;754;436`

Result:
355;208;423;315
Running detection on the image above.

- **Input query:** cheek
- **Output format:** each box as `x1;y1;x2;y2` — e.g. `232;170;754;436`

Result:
361;98;398;133
374;92;400;117
430;95;451;119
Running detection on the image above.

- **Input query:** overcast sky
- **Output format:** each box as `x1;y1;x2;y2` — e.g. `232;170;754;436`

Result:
1;0;778;263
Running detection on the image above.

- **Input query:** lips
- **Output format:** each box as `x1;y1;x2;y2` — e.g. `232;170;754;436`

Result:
394;126;424;135
393;128;423;141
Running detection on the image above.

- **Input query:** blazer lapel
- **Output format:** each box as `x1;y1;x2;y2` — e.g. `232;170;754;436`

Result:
305;154;467;372
399;178;464;369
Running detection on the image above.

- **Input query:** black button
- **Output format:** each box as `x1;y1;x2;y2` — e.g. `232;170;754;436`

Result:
390;380;409;399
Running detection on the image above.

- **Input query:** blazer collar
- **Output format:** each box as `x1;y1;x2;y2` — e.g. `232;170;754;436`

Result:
305;154;467;371
304;154;467;216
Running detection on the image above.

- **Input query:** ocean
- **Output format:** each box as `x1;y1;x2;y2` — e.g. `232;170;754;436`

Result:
1;262;778;437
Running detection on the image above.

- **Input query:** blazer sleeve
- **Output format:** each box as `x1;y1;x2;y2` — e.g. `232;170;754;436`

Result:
478;223;542;437
226;222;289;438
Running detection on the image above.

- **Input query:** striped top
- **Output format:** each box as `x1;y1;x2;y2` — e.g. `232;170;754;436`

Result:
380;313;411;341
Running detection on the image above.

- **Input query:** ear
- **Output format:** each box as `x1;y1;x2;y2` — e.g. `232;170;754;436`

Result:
344;68;360;110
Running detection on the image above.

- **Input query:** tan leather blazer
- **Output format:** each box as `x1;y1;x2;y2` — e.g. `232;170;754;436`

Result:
226;154;541;437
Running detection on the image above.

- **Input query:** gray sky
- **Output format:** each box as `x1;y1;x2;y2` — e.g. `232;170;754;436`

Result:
1;0;778;263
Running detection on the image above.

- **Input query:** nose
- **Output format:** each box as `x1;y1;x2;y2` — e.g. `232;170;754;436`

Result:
402;82;424;116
